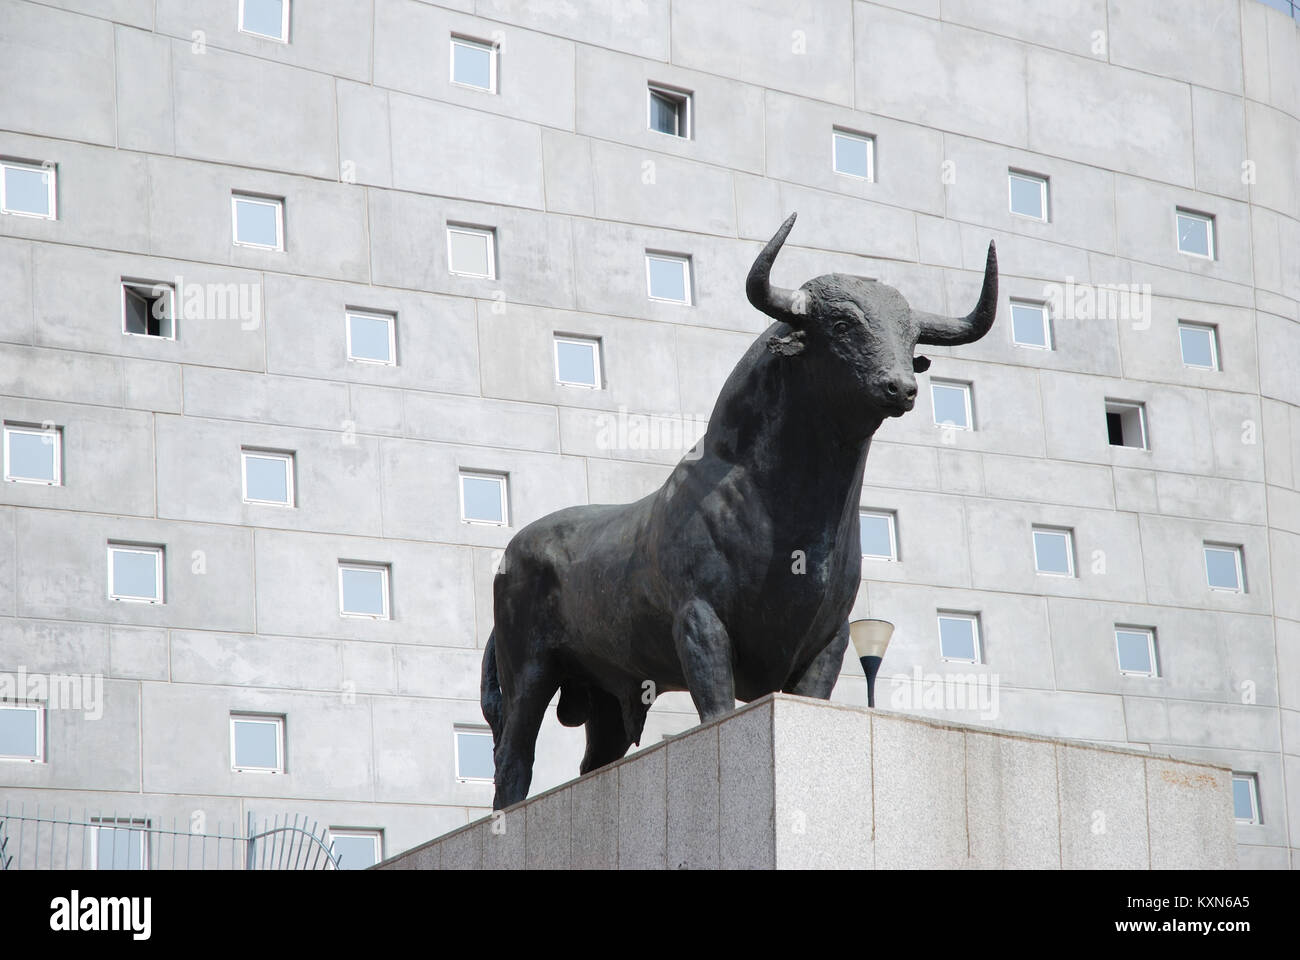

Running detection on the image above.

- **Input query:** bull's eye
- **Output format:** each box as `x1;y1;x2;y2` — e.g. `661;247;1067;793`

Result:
833;320;851;337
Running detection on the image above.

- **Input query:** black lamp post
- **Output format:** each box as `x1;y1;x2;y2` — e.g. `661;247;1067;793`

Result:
850;618;894;708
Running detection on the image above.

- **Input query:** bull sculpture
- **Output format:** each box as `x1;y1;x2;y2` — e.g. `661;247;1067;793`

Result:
480;213;997;809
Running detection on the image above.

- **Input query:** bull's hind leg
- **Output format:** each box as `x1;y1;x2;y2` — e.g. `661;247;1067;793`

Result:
579;688;634;775
493;658;559;810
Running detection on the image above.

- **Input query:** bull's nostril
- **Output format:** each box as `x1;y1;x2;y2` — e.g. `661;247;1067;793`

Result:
884;382;898;396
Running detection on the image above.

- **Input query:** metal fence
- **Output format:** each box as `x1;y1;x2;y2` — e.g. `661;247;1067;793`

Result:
0;803;342;870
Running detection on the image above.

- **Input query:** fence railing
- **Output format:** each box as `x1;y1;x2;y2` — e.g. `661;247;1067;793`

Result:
0;803;341;870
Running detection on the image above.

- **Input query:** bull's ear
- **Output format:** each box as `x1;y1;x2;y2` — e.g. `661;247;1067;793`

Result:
912;355;931;373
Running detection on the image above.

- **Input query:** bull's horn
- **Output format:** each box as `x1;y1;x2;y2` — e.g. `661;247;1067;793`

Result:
746;213;804;324
915;241;998;346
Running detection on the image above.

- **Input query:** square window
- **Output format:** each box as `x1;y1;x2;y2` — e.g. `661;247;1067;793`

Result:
328;830;383;870
1010;300;1052;349
239;0;289;41
647;85;691;138
450;36;497;92
1032;526;1074;577
460;471;508;525
108;543;164;603
554;335;602;388
0;159;56;219
232;194;284;250
1105;400;1148;449
447;225;496;278
90;818;150;870
937;613;981;664
1203;543;1244;592
339;562;390;618
930;380;973;430
1231;773;1259;824
645;252;692;304
242;448;294;506
121;280;176;339
0;702;44;762
1115;627;1158;677
3;422;61;485
1178;322;1219;370
1176;209;1214;259
230;714;284;773
346;309;396;365
832;129;874;181
455;726;495;782
859;510;897;561
1008;171;1048;221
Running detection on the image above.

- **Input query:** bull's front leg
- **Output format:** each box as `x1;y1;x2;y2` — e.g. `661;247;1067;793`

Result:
672;599;736;723
784;621;850;699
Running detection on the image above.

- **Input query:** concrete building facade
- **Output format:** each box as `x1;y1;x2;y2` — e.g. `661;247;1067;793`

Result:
0;0;1297;868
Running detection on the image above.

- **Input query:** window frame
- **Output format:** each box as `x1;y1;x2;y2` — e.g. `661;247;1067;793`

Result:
1008;169;1049;222
107;542;165;604
120;279;177;340
858;509;898;562
238;0;290;42
930;379;974;431
1009;298;1053;350
1175;208;1215;260
454;725;495;783
344;308;397;366
459;470;510;526
0;701;45;763
338;561;392;619
1031;525;1075;578
0;159;57;219
937;611;982;664
646;83;692;139
553;334;603;389
1203;543;1245;593
1114;625;1158;678
231;193;285;251
229;713;285;774
1231;773;1260;825
3;421;62;485
644;251;693;305
1104;399;1149;450
89;818;151;870
449;35;498;93
327;829;384;870
831;127;875;182
241;447;295;507
446;224;497;279
1177;321;1219;371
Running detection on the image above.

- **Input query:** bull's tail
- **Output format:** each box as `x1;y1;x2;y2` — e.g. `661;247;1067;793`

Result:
480;630;503;744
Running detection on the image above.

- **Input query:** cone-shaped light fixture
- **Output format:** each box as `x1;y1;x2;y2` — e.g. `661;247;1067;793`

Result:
850;619;895;708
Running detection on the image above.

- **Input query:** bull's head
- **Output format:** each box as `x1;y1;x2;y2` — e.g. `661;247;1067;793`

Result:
746;212;997;419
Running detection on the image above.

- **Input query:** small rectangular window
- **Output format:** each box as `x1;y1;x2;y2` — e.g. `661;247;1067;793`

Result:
447;224;496;278
832;128;875;181
450;36;497;92
1008;170;1048;221
230;714;284;773
1176;208;1215;259
1032;526;1075;577
108;543;164;603
0;701;44;762
232;193;284;250
460;471;509;525
338;562;391;619
1115;626;1158;677
1105;400;1148;449
3;421;61;485
937;612;981;664
859;510;897;561
1010;299;1052;349
455;726;495;782
647;84;691;138
554;335;602;388
239;0;289;42
346;309;397;365
242;448;294;506
931;379;973;430
1231;773;1260;824
1203;543;1244;592
121;279;176;339
90;818;150;870
0;159;56;219
645;252;692;304
1178;322;1219;370
328;830;383;870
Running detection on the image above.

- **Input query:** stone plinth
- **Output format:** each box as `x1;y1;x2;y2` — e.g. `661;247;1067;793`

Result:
376;694;1237;870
